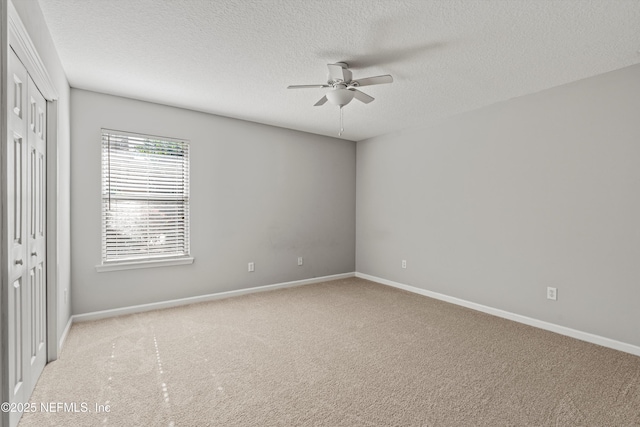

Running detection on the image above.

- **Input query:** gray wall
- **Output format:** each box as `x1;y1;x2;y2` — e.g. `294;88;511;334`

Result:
356;64;640;347
13;0;72;348
71;89;356;314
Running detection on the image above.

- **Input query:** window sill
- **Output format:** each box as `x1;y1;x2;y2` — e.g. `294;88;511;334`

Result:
95;257;194;272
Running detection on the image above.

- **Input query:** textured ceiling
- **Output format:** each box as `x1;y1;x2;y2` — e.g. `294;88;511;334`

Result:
37;0;640;141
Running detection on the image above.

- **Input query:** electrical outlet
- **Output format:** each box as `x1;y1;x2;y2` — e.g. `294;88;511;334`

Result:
297;257;303;266
248;262;255;272
547;287;557;301
402;260;407;269
64;289;68;303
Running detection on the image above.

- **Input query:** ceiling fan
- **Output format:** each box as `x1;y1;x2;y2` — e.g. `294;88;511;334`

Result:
287;62;393;135
287;62;393;107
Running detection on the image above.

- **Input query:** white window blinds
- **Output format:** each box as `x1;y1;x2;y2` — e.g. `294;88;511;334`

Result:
101;129;190;263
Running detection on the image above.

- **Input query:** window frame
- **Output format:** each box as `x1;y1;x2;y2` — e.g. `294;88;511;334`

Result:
96;128;194;272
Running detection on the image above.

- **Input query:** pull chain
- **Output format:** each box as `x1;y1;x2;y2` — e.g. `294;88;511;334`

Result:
339;106;344;136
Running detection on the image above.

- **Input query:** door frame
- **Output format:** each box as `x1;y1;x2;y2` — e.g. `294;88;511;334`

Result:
1;1;59;425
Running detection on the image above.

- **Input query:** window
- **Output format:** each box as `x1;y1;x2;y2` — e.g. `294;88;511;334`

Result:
98;129;192;271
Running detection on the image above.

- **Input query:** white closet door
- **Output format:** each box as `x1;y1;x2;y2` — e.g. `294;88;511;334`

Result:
6;48;47;427
7;47;29;427
26;73;47;397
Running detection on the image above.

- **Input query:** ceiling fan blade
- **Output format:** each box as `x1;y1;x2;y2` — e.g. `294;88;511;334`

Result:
314;95;328;106
327;63;347;81
287;84;331;89
352;89;374;104
352;75;393;87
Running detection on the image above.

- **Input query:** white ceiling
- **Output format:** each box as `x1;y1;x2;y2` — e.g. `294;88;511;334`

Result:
37;0;640;141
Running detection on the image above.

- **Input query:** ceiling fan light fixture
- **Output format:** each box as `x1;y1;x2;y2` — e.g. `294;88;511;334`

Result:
326;88;355;106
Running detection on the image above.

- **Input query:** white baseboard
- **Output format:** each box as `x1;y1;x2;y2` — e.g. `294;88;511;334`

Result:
72;272;355;323
356;272;640;358
59;316;73;351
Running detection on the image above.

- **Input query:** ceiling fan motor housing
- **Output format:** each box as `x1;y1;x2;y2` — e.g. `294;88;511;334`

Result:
329;65;352;86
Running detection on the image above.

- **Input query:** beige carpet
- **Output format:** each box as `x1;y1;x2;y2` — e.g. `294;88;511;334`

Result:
19;278;640;426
